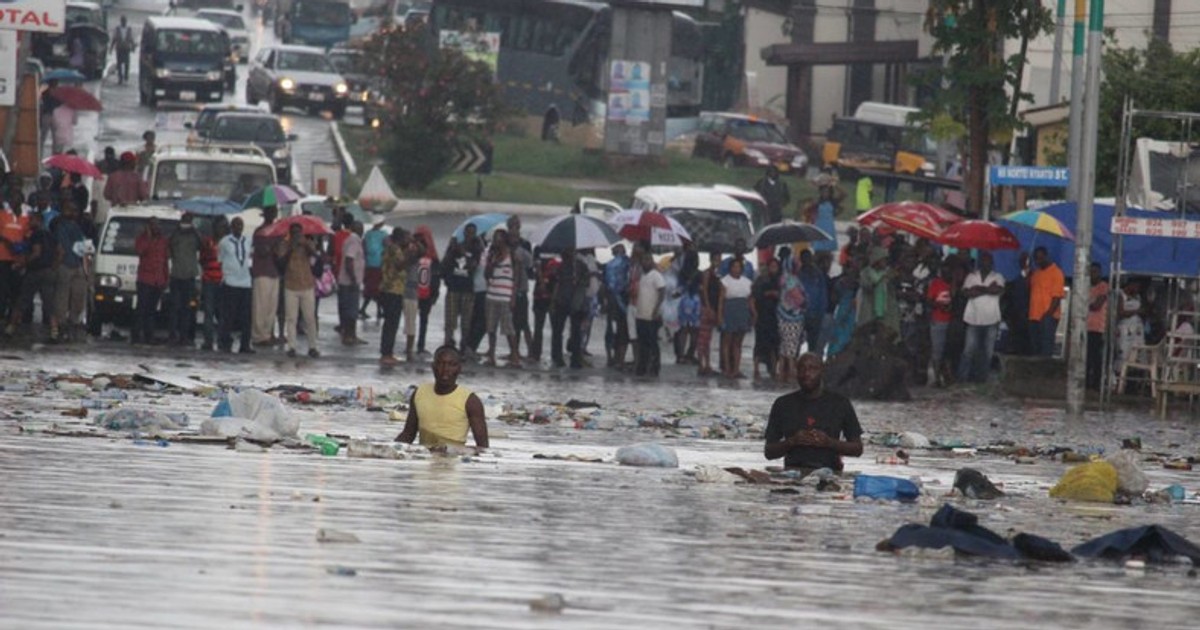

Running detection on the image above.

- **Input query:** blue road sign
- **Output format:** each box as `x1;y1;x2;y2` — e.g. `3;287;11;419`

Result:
989;165;1070;187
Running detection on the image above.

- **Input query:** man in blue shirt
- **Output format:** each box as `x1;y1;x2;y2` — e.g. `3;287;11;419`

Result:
360;220;389;320
798;249;828;355
603;243;631;368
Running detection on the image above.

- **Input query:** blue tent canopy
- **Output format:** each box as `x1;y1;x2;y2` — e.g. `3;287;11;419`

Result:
992;202;1200;280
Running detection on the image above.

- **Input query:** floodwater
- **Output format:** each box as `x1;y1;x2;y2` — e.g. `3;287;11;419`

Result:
2;350;1200;629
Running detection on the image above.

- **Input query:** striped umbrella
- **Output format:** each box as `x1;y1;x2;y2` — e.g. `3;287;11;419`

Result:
999;210;1075;241
608;209;692;248
529;215;620;253
241;184;301;209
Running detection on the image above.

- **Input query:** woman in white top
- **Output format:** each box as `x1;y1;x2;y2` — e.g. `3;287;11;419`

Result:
718;258;757;378
1116;280;1143;372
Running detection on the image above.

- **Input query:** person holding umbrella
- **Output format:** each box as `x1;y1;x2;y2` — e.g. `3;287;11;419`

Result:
633;251;666;377
550;245;588;369
274;221;321;358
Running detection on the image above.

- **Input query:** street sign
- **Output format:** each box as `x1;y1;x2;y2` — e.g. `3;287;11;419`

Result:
450;140;492;174
0;31;16;106
989;165;1071;187
0;0;66;33
1111;216;1200;239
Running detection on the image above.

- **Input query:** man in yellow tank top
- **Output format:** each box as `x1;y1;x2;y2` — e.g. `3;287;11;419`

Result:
395;346;489;449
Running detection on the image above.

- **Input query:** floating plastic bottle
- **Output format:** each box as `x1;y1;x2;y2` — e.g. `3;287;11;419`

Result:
305;434;341;456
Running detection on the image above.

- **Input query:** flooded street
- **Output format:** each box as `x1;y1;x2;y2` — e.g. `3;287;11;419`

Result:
2;348;1200;629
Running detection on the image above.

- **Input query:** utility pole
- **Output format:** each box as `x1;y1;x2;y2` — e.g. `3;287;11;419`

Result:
1049;0;1066;104
1066;0;1086;201
1066;0;1105;419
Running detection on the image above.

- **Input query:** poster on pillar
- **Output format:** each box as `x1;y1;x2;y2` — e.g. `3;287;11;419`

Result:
608;60;650;125
0;31;16;107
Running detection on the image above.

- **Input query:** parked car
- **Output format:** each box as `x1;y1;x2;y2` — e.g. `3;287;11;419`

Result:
691;112;808;175
31;2;110;80
246;44;350;118
205;111;297;184
195;8;251;64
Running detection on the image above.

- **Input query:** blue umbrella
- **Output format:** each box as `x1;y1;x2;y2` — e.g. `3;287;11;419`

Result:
173;197;243;216
42;69;87;83
452;212;510;240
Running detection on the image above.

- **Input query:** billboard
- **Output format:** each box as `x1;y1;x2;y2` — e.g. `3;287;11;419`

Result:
0;31;15;106
0;0;67;34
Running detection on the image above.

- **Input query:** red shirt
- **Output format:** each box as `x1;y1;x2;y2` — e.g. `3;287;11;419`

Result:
927;277;953;324
135;232;170;288
200;236;222;285
331;229;350;277
0;210;29;262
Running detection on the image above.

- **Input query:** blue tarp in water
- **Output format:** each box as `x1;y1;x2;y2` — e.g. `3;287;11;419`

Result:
992;202;1200;280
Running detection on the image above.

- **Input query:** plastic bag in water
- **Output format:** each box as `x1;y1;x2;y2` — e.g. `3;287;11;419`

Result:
615;443;679;468
853;475;921;502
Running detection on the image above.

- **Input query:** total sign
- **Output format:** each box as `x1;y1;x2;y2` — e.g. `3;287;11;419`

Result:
0;0;66;34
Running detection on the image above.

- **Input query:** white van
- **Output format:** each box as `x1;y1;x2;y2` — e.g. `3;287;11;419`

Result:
631;185;754;253
90;204;264;333
852;101;921;127
145;143;277;204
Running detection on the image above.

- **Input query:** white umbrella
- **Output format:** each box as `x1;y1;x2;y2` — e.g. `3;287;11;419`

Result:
529;215;620;253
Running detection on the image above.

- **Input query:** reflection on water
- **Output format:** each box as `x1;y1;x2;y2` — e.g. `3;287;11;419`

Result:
1;353;1199;628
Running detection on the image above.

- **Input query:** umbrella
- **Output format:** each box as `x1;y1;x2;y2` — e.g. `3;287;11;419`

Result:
452;212;510;240
934;220;1020;251
47;86;102;111
241;184;301;209
859;201;963;228
258;214;333;238
999;210;1076;241
173;197;243;216
43;153;103;178
42;69;87;83
608;209;691;248
753;221;834;248
529;214;620;253
857;202;948;241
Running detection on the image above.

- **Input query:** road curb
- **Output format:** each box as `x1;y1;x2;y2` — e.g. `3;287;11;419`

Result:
329;121;356;177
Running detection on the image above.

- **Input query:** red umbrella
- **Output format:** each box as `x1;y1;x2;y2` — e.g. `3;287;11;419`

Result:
43;154;103;178
935;220;1020;250
47;85;103;112
607;209;692;247
857;202;948;241
259;215;333;238
859;201;962;229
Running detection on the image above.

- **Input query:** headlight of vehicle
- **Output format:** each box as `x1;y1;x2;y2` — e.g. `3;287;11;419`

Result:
273;148;290;159
97;274;121;289
206;70;222;81
334;82;348;95
155;68;171;78
279;77;295;91
359;89;370;102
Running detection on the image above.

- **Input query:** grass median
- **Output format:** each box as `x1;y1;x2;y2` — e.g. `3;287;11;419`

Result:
338;124;860;216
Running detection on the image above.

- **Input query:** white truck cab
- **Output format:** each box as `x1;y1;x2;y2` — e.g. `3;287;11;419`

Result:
144;143;277;205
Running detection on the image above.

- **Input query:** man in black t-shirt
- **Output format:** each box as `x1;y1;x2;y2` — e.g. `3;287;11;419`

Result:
765;353;864;472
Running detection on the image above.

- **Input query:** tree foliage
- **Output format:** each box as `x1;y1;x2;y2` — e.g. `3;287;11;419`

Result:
1096;38;1200;196
917;0;1053;213
354;23;508;190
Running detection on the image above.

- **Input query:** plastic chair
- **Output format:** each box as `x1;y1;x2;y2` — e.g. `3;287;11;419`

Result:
1117;340;1163;397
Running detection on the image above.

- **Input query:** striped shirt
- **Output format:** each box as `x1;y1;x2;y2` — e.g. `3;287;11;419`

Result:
486;254;514;302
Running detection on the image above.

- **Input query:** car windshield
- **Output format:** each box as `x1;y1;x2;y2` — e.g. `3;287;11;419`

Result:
661;208;753;253
153;160;274;204
728;120;788;144
327;52;361;74
295;1;352;26
156;29;225;55
277;51;334;73
210;117;286;143
66;6;103;28
200;13;245;30
100;218;180;255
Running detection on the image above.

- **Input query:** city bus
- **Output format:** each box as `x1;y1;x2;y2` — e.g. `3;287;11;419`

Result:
429;0;703;144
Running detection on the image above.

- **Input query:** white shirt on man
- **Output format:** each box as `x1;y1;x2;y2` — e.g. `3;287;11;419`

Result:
962;270;1005;326
635;268;665;320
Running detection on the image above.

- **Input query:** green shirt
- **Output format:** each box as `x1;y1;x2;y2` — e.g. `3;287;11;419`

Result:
380;242;406;296
855;176;873;213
